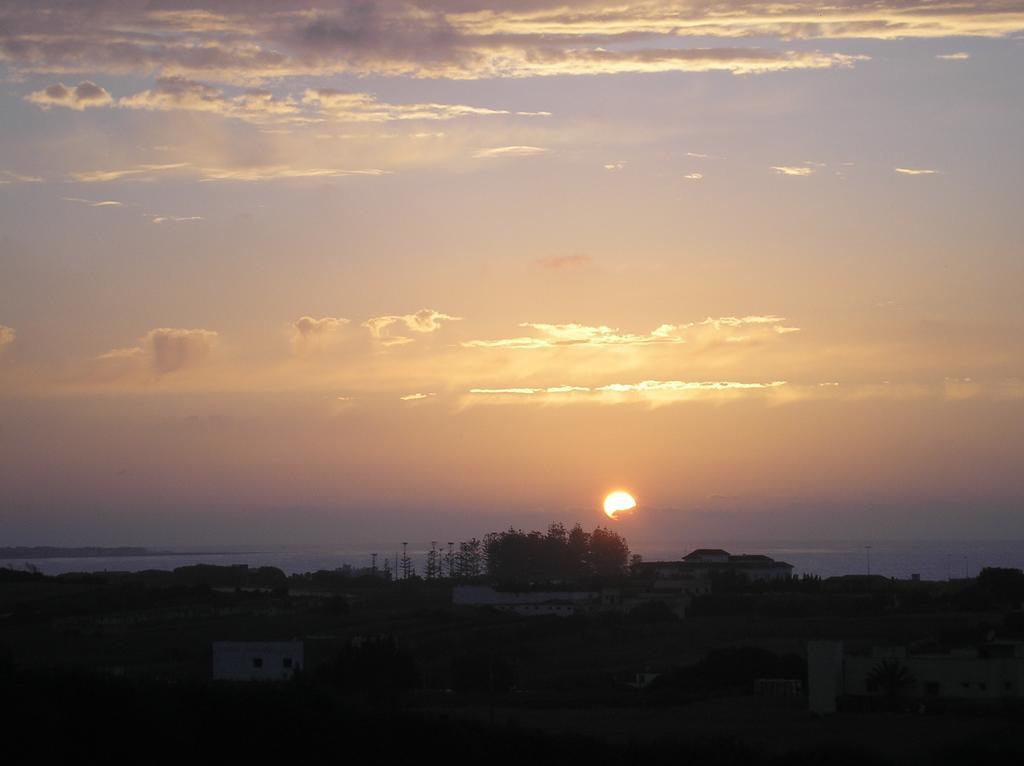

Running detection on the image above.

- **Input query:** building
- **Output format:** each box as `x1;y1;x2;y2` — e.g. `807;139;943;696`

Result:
808;640;1024;713
212;641;304;681
453;585;597;617
683;549;731;564
635;549;794;585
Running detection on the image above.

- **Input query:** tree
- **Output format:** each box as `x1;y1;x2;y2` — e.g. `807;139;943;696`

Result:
482;523;630;582
425;542;440;580
589;527;629;577
458;538;483;578
866;659;915;699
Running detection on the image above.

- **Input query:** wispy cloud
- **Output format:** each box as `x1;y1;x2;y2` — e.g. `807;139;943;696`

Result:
771;165;815;177
534;254;591;271
63;197;122;207
199;167;389;182
684;172;704;180
93;78;549;126
474;146;549;159
464;316;798;349
467;379;787;404
0;3;890;84
304;89;549;122
0;325;15;351
936;52;971;61
364;309;461;347
119;77;305;124
69;163;189;183
149;215;204;223
0;170;43;184
895;167;939;175
400;392;435;401
464;322;686;349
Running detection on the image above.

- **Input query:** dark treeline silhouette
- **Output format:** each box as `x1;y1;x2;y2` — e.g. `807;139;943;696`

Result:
649;646;806;696
483;523;629;582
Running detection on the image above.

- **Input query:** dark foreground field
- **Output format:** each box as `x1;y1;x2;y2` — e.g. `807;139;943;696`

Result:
3;566;1024;763
4;671;1022;765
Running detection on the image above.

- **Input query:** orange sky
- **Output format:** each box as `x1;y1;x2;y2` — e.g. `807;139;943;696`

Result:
0;1;1022;544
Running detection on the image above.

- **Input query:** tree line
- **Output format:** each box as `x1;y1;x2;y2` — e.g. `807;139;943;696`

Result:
393;523;630;582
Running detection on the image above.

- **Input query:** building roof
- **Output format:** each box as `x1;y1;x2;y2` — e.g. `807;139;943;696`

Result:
683;549;731;560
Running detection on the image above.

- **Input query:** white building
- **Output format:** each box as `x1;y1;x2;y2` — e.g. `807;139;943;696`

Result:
212;641;304;681
808;640;1024;713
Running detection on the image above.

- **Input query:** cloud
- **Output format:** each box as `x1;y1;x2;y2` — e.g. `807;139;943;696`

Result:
534;254;591;271
467;47;864;78
0;170;43;184
474;145;549;159
936;52;971;61
895;167;939;175
595;380;786;393
603;161;626;171
684;172;704;180
116;78;543;126
0;325;15;351
1;2;1015;87
303;89;549;121
464;322;687;349
291;316;350;351
293;316;350;338
96;328;218;379
26;81;112;110
119;77;305;124
771;165;815;176
463;315;798;349
364;309;461;346
149;215;204;223
63;197;122;207
467;379;787;404
69;163;189;183
400;392;436;400
199;166;389;181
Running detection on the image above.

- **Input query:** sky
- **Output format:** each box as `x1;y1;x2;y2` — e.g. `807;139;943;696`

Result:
0;1;1022;547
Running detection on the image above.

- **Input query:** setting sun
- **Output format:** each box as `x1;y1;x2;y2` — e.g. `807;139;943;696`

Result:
603;491;637;520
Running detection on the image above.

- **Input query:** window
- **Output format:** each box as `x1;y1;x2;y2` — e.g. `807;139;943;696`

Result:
283;657;293;668
252;657;263;669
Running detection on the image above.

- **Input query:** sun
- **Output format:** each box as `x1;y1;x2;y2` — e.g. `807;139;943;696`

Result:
603;490;637;520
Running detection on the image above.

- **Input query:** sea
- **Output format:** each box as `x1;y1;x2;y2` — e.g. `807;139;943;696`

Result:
8;539;1024;581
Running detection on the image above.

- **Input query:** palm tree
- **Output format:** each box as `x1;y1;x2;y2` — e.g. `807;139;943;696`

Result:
866;659;916;699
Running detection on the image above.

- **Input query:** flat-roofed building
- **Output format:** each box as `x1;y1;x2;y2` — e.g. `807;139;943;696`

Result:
213;641;303;681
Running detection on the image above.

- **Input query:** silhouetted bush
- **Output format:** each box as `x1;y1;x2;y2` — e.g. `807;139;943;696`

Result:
649;646;804;695
325;636;418;699
451;652;517;693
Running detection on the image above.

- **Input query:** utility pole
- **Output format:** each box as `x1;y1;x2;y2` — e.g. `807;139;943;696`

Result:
371;552;377;573
865;545;872;576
